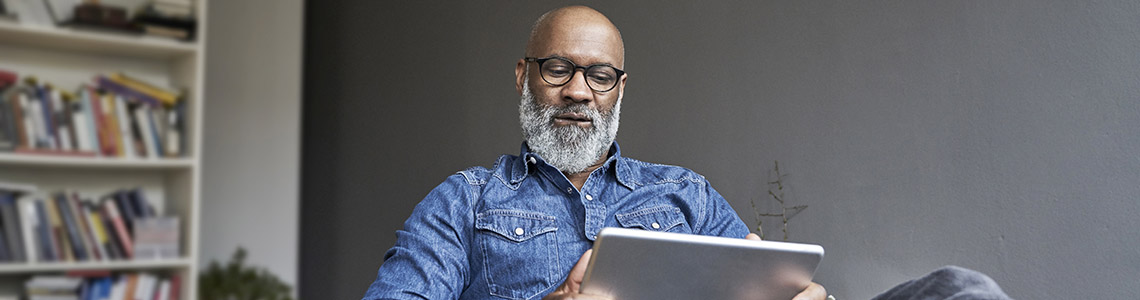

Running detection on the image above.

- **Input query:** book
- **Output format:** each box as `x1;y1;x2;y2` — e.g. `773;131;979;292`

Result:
67;194;100;260
101;198;133;258
53;193;86;261
107;73;180;106
16;195;40;262
0;192;26;261
83;202;116;260
43;193;71;261
34;200;57;261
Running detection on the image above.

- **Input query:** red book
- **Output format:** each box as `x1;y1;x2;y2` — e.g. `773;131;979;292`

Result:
169;274;180;300
102;199;133;258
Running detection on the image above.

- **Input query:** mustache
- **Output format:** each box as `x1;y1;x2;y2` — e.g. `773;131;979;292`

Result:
541;103;606;125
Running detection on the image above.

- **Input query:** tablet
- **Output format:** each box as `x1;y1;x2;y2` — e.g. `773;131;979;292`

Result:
580;227;824;300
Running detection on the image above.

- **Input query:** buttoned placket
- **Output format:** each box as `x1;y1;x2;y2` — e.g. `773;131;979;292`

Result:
580;167;608;241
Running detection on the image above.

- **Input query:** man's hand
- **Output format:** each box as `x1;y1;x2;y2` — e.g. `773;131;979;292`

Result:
745;233;828;300
542;249;612;300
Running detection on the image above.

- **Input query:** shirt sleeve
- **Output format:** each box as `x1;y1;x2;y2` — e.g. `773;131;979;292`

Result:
362;174;475;300
696;180;751;239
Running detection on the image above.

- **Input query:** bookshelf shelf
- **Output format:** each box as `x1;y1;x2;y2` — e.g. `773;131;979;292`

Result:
0;258;192;274
0;153;195;169
0;258;193;274
0;21;197;59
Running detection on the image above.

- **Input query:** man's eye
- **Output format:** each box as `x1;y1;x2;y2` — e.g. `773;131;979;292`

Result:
546;68;571;77
588;73;613;82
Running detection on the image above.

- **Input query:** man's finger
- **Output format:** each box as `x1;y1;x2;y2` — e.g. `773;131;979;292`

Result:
745;233;762;241
564;249;594;291
791;282;827;300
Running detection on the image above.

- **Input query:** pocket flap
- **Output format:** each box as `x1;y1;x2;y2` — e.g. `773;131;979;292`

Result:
615;206;684;232
476;209;557;242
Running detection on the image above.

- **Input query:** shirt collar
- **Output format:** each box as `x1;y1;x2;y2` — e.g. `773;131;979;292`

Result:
512;142;636;189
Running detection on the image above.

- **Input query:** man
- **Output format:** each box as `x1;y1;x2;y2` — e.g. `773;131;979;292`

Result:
364;6;1008;300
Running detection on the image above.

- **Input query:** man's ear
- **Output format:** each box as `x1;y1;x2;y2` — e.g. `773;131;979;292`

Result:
515;59;527;95
616;73;627;101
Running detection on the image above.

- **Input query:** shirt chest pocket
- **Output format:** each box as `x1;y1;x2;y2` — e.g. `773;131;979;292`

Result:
615;205;692;234
475;210;560;300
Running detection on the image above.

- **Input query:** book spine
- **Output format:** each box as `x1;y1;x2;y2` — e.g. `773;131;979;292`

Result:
33;200;56;261
101;93;122;157
16;195;39;262
11;91;30;149
79;201;110;261
84;202;115;260
0;193;25;261
37;85;57;149
68;194;100;261
82;86;103;155
96;76;162;107
102;199;133;258
113;95;136;158
54;193;87;261
134;105;159;159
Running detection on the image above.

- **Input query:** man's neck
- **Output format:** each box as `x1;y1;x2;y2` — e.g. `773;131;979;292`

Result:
564;150;609;190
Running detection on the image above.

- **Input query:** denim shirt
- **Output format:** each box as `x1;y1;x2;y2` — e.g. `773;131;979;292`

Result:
363;142;750;300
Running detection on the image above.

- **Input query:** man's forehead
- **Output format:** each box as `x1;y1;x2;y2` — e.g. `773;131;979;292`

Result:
527;6;625;67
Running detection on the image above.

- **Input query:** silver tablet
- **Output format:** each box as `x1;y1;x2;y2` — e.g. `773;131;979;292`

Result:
580;227;824;300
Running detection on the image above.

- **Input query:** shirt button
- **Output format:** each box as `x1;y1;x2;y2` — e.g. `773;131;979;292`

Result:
585;194;593;201
651;222;661;229
515;227;524;235
566;187;573;194
528;157;536;164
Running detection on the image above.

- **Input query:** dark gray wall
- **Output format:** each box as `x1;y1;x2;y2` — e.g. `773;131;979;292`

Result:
303;1;1140;299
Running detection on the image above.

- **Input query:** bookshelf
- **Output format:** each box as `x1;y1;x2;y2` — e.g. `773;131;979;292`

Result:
0;1;206;299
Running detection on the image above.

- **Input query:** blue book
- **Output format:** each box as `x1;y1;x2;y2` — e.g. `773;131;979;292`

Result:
34;200;56;261
54;193;88;261
96;76;162;107
113;191;137;232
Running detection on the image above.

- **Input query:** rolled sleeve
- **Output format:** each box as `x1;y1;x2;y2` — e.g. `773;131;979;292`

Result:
362;174;475;300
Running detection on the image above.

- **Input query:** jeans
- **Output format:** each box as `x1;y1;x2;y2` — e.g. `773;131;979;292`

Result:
871;266;1013;300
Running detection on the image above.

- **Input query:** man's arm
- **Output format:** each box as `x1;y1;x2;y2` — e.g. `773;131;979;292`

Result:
362;174;476;300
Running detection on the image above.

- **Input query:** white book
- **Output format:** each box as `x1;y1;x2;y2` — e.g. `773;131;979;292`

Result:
27;92;49;149
134;274;155;300
154;279;170;300
80;89;102;155
134;106;158;159
107;275;125;300
16;195;39;263
114;95;136;159
71;103;91;152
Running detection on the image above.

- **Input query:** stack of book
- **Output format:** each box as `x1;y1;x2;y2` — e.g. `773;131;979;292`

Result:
0;183;181;263
134;0;197;41
0;70;186;159
27;271;180;300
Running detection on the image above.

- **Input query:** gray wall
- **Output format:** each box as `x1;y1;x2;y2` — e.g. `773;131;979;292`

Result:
202;0;303;289
302;1;1140;299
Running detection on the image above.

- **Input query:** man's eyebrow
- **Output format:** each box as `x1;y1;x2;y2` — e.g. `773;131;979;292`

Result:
544;54;616;68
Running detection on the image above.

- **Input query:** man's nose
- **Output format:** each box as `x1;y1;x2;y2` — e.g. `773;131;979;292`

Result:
560;69;594;104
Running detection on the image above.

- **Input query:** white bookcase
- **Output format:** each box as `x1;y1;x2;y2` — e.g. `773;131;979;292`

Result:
0;1;205;298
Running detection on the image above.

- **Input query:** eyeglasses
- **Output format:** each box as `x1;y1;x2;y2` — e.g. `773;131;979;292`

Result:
525;56;626;92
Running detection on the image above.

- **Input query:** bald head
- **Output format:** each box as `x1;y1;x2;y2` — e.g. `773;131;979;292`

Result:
525;6;625;68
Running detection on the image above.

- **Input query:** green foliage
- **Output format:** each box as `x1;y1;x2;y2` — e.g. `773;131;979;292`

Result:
199;248;294;300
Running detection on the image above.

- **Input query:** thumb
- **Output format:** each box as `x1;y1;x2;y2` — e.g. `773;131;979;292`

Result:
564;249;593;292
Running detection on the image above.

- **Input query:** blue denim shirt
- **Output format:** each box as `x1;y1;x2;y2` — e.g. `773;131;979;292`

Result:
363;142;750;300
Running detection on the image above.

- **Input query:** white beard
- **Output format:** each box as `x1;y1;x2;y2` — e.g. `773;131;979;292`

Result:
519;78;621;174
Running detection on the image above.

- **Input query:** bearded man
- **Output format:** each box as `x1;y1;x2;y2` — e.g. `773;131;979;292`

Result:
361;5;1014;300
360;5;826;300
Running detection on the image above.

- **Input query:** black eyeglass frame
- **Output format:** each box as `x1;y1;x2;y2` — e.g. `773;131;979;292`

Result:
524;56;626;92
